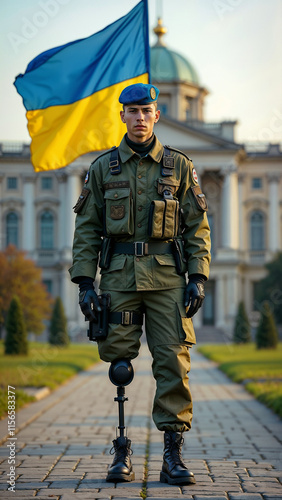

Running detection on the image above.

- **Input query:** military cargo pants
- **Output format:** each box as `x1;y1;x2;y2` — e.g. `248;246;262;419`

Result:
97;287;195;432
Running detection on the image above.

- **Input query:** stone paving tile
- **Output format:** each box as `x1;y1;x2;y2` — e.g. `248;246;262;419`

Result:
263;496;282;500
193;496;228;500
0;492;40;499
0;346;282;499
228;495;264;500
12;481;51;489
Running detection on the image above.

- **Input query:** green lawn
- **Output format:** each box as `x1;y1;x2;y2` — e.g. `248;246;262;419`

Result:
197;343;282;418
0;342;100;419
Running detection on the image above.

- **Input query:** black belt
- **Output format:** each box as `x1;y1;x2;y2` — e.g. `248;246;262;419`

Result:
109;311;143;326
112;241;173;257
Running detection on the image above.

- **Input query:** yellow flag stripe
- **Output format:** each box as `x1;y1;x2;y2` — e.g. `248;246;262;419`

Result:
27;73;149;172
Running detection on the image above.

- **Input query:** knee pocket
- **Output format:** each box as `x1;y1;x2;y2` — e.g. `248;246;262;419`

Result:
176;302;196;345
152;343;191;378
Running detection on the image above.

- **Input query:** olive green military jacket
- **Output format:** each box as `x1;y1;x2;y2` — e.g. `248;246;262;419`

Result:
69;135;211;291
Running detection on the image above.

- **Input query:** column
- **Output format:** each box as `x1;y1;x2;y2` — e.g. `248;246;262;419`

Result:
57;173;67;251
238;174;245;252
65;172;81;250
22;175;36;253
221;165;239;249
267;175;280;252
59;266;84;327
227;270;240;332
215;275;226;328
60;267;73;319
193;303;202;329
0;174;3;249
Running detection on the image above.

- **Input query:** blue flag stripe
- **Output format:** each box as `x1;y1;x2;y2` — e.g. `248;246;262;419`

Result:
14;1;149;111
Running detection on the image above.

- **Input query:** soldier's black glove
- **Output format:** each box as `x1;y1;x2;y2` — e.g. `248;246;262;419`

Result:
184;274;206;318
78;277;101;321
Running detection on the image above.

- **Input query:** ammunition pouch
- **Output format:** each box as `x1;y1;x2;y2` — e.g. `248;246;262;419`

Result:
148;197;180;239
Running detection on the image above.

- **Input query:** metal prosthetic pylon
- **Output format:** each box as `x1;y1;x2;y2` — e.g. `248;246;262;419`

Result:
109;358;134;437
106;359;135;482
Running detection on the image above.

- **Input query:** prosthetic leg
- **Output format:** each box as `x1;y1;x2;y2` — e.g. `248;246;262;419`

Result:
106;359;135;482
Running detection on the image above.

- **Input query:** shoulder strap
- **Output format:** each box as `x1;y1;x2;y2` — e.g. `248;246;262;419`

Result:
109;147;121;175
90;146;117;167
161;146;175;177
164;145;192;162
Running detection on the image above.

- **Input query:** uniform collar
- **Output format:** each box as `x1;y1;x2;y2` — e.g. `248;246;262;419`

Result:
118;134;164;164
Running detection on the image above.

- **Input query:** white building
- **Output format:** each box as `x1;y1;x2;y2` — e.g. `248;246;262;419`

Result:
0;20;281;339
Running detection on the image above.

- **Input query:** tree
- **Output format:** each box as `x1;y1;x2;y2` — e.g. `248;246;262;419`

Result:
0;245;52;336
233;301;252;344
254;252;282;324
5;296;28;355
256;302;279;349
49;297;69;346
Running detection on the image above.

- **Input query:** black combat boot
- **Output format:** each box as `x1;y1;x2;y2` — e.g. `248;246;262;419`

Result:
106;435;135;482
160;431;196;485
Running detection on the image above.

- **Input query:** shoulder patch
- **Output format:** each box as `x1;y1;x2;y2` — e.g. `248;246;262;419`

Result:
192;167;198;184
164;145;192;162
73;187;91;213
84;170;90;184
90;146;118;166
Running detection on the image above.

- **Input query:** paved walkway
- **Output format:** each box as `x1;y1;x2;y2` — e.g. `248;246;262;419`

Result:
0;344;281;499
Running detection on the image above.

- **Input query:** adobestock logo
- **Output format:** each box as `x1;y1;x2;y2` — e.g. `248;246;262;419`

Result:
213;0;245;21
7;0;72;54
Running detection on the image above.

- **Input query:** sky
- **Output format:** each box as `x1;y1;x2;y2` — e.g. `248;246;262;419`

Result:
0;0;281;145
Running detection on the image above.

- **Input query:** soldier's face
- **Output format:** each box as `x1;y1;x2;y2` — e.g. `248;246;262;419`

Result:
120;104;160;143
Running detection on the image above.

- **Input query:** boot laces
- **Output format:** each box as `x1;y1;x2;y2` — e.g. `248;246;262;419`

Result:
169;436;186;468
110;441;133;464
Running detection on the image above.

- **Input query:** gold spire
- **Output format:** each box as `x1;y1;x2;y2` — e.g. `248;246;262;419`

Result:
153;18;167;46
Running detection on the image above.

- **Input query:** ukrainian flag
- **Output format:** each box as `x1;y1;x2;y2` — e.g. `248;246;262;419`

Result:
14;0;150;172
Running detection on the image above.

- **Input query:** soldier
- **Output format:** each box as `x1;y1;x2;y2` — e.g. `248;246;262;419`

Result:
69;83;211;485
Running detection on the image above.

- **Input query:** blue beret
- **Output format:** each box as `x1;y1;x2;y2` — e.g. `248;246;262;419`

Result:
119;83;159;105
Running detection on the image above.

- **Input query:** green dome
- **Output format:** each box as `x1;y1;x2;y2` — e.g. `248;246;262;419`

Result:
150;19;199;85
150;45;199;85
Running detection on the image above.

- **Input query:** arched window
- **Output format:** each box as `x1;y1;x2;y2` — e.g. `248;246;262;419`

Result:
250;211;265;250
40;211;54;249
6;212;18;247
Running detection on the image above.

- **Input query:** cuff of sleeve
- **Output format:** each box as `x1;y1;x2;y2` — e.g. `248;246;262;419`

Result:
188;273;207;284
187;260;210;280
68;262;97;282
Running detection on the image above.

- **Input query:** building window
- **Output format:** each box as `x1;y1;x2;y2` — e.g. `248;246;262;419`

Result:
250;211;265;250
7;177;17;190
40;211;54;249
158;103;167;115
41;177;53;190
252;177;262;189
6;212;19;247
253;281;261;311
185;108;191;120
43;279;53;295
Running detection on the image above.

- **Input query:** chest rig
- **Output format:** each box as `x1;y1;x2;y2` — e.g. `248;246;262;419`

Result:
108;145;175;178
107;145;181;240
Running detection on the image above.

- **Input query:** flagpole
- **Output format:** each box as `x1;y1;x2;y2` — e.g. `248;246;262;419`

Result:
144;0;151;83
